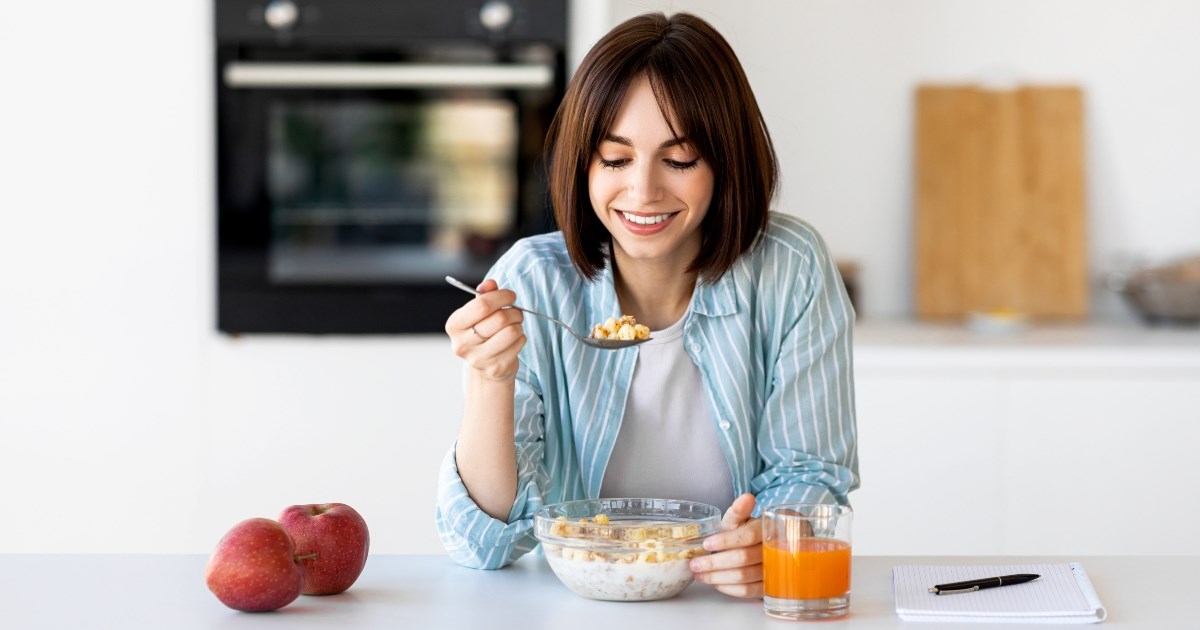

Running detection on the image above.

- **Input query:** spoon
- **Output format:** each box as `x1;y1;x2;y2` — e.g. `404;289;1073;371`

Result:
445;276;651;350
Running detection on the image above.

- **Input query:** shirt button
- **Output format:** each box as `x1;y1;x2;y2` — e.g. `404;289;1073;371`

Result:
690;342;703;353
718;420;731;431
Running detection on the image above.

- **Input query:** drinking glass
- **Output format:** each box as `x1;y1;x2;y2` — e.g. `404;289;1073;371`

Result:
762;503;853;620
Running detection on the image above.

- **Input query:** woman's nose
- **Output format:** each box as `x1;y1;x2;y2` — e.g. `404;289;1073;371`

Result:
627;161;663;205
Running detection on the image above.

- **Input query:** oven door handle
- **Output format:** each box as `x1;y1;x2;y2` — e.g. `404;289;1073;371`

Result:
223;62;554;89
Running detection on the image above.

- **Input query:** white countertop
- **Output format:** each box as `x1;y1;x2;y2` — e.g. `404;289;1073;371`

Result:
3;554;1194;628
853;319;1200;370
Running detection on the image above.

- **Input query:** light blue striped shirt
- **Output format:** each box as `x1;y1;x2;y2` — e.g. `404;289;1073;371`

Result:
435;213;859;569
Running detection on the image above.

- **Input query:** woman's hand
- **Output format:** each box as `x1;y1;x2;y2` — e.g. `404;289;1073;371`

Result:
445;278;526;382
690;492;763;599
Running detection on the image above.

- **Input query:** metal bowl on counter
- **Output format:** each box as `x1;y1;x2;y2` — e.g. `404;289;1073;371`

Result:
1110;256;1200;325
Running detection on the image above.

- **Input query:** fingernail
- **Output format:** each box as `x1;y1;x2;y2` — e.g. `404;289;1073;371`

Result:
690;560;702;571
703;538;715;551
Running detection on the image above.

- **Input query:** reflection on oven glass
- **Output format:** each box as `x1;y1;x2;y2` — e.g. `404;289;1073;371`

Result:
267;99;517;283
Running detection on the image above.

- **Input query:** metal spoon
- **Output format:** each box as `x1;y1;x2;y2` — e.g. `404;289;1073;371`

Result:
445;276;651;350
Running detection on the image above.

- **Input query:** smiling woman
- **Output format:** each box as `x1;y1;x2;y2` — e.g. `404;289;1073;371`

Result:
585;74;715;272
437;11;859;603
545;14;775;288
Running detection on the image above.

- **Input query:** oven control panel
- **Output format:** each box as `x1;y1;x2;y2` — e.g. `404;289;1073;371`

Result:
217;0;566;46
263;0;299;31
479;1;515;33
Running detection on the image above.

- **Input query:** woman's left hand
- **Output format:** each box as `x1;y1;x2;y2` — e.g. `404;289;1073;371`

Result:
690;492;763;599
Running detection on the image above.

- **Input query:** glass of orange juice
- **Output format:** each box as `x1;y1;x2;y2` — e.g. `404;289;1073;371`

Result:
762;503;852;620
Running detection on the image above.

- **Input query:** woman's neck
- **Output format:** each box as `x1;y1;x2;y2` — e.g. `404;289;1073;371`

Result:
611;251;698;332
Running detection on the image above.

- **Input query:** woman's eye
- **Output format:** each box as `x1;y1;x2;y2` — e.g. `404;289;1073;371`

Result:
598;158;629;170
665;158;700;171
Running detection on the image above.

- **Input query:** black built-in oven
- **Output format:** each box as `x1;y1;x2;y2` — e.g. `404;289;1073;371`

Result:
216;0;567;333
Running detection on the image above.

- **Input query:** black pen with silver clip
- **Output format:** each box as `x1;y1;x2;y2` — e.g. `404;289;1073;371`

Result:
929;573;1040;595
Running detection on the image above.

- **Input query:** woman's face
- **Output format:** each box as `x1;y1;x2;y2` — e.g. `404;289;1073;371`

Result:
588;74;714;271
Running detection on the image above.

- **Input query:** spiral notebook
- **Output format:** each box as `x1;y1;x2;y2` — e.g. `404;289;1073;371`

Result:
892;563;1107;624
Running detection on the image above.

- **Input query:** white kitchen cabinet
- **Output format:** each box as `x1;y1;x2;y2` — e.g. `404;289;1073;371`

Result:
1001;375;1199;555
850;321;1200;556
852;373;1005;555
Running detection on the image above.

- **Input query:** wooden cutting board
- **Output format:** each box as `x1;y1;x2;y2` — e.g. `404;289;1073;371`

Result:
914;85;1088;320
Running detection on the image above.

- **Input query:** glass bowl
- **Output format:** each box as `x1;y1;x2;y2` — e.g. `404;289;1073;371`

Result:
533;498;722;601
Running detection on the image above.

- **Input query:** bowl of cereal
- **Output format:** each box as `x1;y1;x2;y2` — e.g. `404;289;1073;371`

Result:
533;498;722;601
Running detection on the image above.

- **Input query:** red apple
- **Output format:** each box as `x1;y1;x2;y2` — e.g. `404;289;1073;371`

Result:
205;518;306;612
279;503;370;595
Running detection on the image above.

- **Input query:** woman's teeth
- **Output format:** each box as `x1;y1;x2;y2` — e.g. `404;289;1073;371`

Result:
622;211;674;225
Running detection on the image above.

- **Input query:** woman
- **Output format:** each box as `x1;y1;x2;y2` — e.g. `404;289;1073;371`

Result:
436;12;858;599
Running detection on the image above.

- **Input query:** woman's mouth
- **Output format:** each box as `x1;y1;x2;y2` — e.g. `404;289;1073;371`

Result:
617;210;678;234
621;211;673;225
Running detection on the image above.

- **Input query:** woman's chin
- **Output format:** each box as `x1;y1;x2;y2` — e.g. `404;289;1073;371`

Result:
611;240;683;265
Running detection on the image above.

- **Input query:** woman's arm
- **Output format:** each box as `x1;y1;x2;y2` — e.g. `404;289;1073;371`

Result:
456;371;518;520
446;279;526;520
753;224;859;510
693;220;859;598
435;368;550;569
435;247;557;569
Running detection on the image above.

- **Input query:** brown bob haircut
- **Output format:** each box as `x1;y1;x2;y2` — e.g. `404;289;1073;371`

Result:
544;12;778;284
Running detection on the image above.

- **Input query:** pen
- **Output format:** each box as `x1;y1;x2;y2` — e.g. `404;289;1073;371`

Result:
929;573;1040;595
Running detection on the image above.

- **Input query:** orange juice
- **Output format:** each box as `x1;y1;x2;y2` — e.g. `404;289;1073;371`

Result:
763;537;851;600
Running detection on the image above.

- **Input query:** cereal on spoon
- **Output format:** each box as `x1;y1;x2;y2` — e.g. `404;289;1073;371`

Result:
590;315;651;341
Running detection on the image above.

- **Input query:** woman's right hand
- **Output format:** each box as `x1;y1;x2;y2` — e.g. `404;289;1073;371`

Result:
445;278;526;382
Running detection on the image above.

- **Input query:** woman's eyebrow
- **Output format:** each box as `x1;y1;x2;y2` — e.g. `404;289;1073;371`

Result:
601;134;689;150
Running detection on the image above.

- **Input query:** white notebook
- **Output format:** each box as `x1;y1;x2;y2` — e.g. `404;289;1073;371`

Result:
892;563;1107;624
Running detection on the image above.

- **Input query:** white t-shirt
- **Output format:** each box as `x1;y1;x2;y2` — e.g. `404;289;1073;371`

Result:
599;313;736;511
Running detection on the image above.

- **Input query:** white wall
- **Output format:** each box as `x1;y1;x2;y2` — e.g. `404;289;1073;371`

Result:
1;1;1197;555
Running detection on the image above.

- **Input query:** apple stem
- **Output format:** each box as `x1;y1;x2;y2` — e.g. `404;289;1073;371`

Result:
295;553;319;562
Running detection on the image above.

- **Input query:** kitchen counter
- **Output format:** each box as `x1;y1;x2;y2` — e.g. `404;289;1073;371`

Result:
854;319;1200;370
3;554;1195;628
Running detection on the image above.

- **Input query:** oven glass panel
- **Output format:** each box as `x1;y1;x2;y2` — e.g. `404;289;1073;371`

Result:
266;98;517;283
